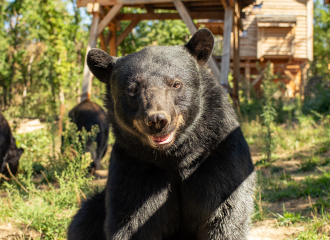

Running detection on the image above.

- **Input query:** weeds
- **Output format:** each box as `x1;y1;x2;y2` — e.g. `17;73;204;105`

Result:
260;62;278;164
0;121;102;239
273;205;305;226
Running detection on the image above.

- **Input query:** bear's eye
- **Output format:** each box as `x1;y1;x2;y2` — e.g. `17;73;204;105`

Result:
128;85;139;96
173;82;181;89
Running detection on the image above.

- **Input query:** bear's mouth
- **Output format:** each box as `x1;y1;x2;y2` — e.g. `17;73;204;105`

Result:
149;132;174;146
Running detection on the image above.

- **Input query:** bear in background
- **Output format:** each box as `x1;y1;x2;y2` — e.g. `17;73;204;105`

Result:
68;29;255;240
65;99;109;171
0;112;24;178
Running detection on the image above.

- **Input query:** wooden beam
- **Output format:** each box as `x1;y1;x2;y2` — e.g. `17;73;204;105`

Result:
234;2;243;32
252;68;265;86
87;3;94;13
116;20;139;47
257;27;263;59
173;0;197;34
77;0;220;7
109;22;117;56
228;0;234;7
81;12;100;102
144;4;154;13
99;33;106;51
115;12;225;21
173;0;222;83
284;70;295;81
220;0;227;9
220;6;233;91
97;4;123;36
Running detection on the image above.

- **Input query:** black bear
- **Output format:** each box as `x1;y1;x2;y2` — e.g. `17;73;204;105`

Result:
68;29;255;240
66;99;109;171
0;112;24;177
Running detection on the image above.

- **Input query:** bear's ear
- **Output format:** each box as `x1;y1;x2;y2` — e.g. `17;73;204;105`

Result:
184;29;214;65
87;48;117;83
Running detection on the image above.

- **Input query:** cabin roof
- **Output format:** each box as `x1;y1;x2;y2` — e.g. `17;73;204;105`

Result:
78;0;255;20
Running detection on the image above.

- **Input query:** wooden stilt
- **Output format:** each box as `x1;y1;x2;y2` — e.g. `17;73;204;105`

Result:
220;6;233;92
109;22;117;56
100;33;106;51
245;60;250;100
81;11;100;102
173;0;222;83
233;0;240;108
300;62;309;101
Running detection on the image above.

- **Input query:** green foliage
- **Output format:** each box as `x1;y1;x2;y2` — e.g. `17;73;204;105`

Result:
274;206;305;226
0;0;89;119
0;123;102;239
313;0;330;76
259;62;278;164
300;156;321;172
116;8;190;57
303;83;330;115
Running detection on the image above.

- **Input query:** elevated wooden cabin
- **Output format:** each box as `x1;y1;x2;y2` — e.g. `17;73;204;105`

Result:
77;0;255;108
203;0;313;99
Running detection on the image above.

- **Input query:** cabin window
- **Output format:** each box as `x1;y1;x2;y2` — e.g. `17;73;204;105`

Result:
256;16;296;59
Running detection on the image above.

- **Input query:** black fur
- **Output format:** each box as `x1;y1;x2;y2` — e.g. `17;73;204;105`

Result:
0;112;24;177
68;29;255;240
68;190;107;239
67;99;109;170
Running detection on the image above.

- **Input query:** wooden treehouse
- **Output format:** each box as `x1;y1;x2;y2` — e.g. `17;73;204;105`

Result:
78;0;255;106
201;0;313;99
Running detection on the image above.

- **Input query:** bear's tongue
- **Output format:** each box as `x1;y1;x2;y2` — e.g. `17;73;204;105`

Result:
151;133;173;145
152;135;169;142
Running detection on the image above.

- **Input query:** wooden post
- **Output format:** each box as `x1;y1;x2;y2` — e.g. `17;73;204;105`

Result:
100;33;106;51
220;6;233;92
245;60;250;100
173;0;222;83
233;0;240;108
300;63;309;101
257;27;263;59
109;22;117;56
81;11;100;102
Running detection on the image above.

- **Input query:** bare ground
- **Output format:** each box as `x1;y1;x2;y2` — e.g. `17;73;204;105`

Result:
248;219;304;240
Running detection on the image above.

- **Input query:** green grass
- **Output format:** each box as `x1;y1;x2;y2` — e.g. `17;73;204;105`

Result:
0;122;106;239
0;110;330;239
242;114;330;239
273;207;305;226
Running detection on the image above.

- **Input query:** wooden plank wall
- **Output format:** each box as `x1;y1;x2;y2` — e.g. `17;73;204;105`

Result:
240;0;309;59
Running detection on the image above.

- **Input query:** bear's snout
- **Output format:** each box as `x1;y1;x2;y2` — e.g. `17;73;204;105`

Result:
146;112;168;133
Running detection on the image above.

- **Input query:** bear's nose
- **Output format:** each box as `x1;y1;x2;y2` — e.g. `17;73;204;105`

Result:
147;113;168;133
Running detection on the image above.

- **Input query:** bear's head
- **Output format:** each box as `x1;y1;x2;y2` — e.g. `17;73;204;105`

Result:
87;29;224;154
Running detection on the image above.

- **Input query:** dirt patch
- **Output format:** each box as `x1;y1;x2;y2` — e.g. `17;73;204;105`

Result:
272;159;301;172
266;197;316;216
10;119;46;134
0;222;41;240
248;219;304;240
